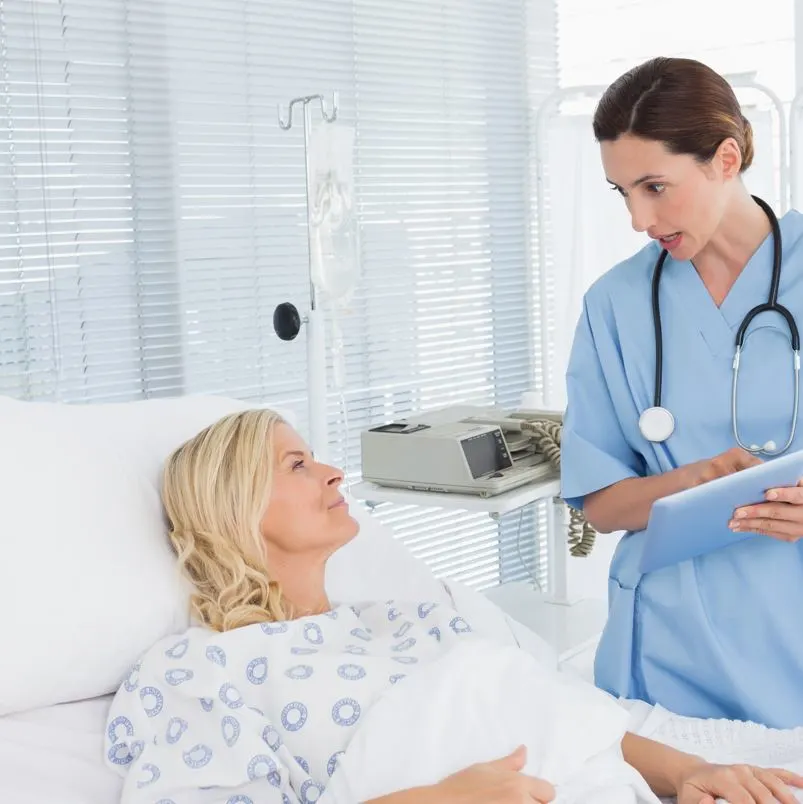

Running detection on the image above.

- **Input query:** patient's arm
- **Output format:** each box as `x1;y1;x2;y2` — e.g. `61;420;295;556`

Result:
623;731;803;803
622;731;703;797
365;745;555;803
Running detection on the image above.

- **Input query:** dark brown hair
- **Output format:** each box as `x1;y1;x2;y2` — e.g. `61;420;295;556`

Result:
592;57;753;172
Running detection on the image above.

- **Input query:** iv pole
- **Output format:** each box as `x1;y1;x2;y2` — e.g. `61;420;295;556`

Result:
274;92;339;462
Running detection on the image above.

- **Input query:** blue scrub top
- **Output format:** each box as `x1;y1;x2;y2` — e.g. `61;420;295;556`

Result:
562;210;803;729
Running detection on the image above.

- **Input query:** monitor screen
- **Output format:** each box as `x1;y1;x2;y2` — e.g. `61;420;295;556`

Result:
460;430;512;479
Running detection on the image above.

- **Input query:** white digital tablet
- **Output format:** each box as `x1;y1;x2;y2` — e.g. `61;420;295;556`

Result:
640;448;803;574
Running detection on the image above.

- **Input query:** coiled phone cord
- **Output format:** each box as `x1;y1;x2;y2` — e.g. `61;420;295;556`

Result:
519;419;596;557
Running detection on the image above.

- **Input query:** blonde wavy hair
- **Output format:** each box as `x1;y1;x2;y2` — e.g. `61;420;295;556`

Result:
162;408;293;631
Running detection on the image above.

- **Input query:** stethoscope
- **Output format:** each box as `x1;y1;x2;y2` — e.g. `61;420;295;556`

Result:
638;195;801;456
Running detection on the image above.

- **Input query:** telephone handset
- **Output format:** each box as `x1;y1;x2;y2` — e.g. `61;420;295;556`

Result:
466;408;596;557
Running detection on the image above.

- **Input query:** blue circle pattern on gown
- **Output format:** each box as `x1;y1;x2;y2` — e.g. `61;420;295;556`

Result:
206;646;227;667
417;602;437;618
166;717;188;745
285;664;314;680
281;702;308;732
301;779;324;803
295;755;310;772
350;627;372;641
226;797;253;804
156;800;177;804
392;637;416;652
331;697;361;727
291;647;318;656
124;662;140;692
221;715;240;747
262;725;282;750
219;683;243;709
260;622;288;635
247;754;278;781
387;606;401;621
164;668;194;686
137;763;161;789
337;664;366;681
327;750;345;777
303;623;324;645
107;715;134;744
246;657;268;685
129;740;145;762
392;656;418;665
140;687;164;717
183;744;213;769
389;674;406;685
450;616;472;634
107;742;135;766
344;645;367;656
199;697;214;712
165;638;189;659
393;621;412;638
428;626;441;642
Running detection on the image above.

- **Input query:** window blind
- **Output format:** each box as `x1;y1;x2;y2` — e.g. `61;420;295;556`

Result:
0;0;559;591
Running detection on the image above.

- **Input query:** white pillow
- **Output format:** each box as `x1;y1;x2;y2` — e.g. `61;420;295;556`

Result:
0;395;449;715
1;395;272;715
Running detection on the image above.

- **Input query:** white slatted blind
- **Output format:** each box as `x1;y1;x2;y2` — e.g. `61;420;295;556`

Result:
0;0;559;590
0;0;176;401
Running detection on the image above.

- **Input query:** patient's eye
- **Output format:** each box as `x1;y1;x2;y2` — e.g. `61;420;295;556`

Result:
292;459;305;471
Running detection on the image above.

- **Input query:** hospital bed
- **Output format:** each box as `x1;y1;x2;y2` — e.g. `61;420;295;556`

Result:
1;393;803;804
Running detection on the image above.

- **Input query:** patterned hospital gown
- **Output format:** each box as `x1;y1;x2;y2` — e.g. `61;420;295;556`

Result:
105;600;477;804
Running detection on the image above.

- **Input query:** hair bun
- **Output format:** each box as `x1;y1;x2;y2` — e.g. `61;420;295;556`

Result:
741;115;755;172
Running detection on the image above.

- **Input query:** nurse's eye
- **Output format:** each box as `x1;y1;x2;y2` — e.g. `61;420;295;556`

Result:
646;183;665;194
610;184;626;197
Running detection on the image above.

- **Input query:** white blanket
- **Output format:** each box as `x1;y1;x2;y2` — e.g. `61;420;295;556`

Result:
322;639;659;804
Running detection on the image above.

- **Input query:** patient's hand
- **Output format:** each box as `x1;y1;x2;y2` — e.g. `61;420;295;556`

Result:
433;745;555;803
678;761;803;804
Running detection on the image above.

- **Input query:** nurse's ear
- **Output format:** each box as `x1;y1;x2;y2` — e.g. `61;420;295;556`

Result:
712;137;743;181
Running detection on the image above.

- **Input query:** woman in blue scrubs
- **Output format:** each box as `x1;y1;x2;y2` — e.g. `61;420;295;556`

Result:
561;56;803;729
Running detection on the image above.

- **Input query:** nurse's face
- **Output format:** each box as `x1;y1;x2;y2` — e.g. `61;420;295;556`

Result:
600;134;741;262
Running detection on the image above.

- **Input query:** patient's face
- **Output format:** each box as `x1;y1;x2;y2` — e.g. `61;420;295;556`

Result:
259;423;358;556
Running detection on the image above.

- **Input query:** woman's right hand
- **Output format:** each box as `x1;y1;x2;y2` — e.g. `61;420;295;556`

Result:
685;447;762;488
432;745;555;803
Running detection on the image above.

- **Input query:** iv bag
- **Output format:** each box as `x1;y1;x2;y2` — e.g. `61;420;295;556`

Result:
308;123;360;304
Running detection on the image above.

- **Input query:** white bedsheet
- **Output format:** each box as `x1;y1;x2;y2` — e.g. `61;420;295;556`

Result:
0;695;121;804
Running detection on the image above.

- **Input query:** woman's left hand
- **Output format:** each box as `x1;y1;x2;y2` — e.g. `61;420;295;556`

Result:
678;761;803;804
731;481;803;542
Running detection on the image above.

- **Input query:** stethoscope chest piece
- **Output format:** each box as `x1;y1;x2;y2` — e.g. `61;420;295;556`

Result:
639;406;675;443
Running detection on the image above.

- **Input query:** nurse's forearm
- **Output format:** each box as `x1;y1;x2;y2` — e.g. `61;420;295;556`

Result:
583;465;695;533
622;732;704;797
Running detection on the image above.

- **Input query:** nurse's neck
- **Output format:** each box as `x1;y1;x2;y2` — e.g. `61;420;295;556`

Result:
692;188;773;306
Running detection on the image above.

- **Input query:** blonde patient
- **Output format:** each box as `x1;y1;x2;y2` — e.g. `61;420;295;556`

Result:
107;409;803;804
